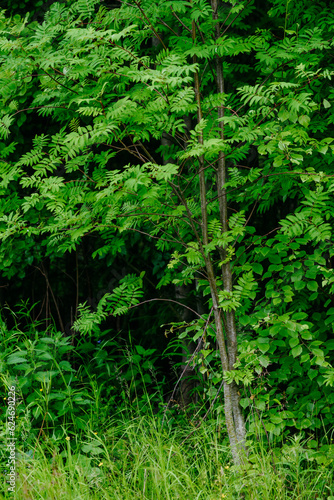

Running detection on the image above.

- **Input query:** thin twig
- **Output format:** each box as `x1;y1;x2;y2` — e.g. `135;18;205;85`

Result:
162;308;214;426
33;412;47;459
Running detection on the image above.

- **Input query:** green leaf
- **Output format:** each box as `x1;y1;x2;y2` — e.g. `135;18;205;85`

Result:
6;355;27;364
270;415;283;424
292;312;308;320
301;331;312;341
255;399;266;411
135;345;146;355
252;263;263;275
291;345;302;357
34;371;59;382
294;280;306;290
58;361;74;371
289;338;299;348
256;337;270;353
264;422;276;432
259;355;270;367
300;418;312;429
307;281;318;291
240;398;251;409
239;315;250;326
308;369;318;380
81;444;104;455
298;115;310;127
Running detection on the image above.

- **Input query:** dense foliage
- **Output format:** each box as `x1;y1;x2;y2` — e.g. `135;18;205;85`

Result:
0;0;334;475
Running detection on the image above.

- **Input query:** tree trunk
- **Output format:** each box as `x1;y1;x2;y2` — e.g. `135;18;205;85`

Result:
211;0;247;454
190;2;247;465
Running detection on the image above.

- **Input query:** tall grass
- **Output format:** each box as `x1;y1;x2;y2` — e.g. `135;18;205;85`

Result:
1;409;333;500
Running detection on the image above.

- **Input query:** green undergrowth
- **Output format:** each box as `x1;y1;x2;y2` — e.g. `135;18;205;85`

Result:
0;312;334;499
1;410;334;499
